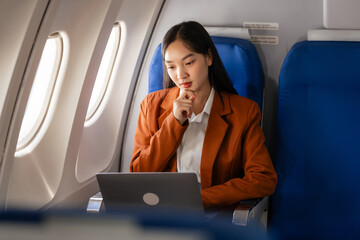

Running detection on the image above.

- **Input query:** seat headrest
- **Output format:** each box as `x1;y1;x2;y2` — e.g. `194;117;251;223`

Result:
148;37;264;110
280;40;360;91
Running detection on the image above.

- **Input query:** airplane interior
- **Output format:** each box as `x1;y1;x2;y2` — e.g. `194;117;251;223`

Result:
1;0;360;239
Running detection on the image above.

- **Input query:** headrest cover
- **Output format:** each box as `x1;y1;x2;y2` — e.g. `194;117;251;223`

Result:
308;30;360;41
204;27;251;40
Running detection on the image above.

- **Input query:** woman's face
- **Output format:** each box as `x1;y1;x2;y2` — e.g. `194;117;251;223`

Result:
164;40;212;94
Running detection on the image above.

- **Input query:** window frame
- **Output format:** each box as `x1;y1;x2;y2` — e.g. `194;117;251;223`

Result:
85;22;121;121
16;33;63;151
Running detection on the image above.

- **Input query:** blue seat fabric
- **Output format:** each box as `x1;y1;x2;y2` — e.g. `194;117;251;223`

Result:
270;41;360;240
148;37;264;111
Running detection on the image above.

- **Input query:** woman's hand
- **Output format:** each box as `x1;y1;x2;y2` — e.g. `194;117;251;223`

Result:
173;90;196;125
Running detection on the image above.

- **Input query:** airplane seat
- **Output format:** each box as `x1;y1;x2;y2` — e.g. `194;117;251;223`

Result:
270;29;360;239
148;35;268;228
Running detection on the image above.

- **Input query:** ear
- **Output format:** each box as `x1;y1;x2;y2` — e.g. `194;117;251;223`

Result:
207;49;213;66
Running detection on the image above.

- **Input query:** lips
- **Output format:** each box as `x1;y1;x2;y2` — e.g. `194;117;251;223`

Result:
181;82;192;88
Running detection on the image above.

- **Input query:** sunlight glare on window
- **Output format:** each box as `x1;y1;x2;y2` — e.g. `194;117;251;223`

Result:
17;34;62;150
86;24;121;121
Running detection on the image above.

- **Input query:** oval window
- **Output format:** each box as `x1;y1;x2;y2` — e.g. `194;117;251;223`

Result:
17;33;63;150
86;23;121;121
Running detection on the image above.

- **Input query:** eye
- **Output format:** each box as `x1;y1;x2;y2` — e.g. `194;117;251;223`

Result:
166;65;175;70
185;60;195;66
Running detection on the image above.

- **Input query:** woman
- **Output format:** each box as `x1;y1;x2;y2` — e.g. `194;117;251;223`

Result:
130;21;277;214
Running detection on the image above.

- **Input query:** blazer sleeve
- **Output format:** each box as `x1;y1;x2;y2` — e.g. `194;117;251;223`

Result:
130;94;188;172
201;102;277;209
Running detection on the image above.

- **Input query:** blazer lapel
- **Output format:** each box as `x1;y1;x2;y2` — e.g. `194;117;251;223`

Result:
157;87;179;127
156;88;232;186
201;91;232;189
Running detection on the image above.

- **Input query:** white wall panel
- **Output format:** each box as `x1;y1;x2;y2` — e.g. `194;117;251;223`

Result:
324;0;360;29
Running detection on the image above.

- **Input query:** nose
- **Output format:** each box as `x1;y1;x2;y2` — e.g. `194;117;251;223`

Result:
177;66;188;80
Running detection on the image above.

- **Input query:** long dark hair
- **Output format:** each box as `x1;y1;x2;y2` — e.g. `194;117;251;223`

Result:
161;21;237;94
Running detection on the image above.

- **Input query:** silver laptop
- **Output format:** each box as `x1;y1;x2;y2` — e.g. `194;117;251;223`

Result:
96;172;204;214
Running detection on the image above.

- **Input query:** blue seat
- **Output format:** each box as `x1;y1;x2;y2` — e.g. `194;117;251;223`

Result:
148;36;264;111
270;41;360;240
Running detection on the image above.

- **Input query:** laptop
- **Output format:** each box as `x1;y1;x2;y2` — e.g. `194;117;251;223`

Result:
96;172;204;214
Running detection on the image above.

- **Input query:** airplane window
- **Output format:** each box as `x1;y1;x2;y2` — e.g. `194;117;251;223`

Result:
16;33;63;150
86;23;121;121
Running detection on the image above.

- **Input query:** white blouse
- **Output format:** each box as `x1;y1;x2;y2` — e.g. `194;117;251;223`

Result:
176;88;215;182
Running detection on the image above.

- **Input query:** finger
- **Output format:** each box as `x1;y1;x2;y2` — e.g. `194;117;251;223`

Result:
175;102;193;114
181;106;193;118
175;99;193;107
173;104;192;124
184;90;196;100
174;100;193;111
179;90;196;100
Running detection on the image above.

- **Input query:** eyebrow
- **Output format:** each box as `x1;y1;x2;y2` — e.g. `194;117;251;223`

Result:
165;53;195;63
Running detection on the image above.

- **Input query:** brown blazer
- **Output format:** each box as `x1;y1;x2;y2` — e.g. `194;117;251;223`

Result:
130;87;277;209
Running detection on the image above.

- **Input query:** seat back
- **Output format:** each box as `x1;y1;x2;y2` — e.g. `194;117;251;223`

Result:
148;36;264;110
270;40;360;239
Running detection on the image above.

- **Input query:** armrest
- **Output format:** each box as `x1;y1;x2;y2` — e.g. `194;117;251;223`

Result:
87;192;103;213
87;191;269;229
232;197;269;229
